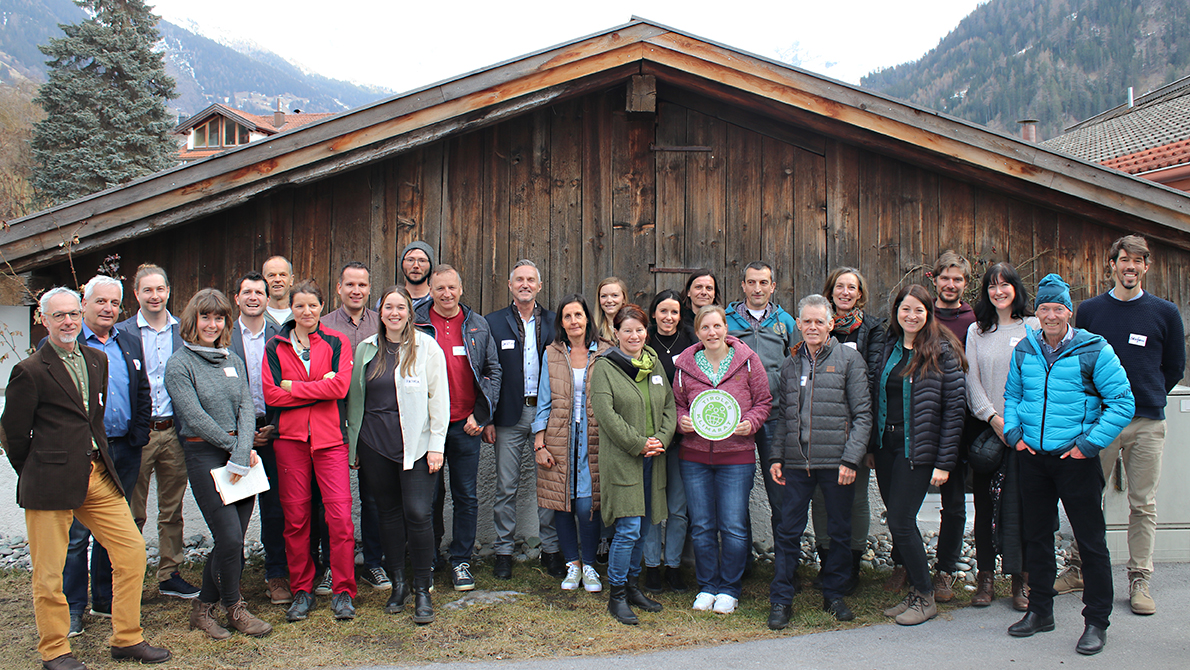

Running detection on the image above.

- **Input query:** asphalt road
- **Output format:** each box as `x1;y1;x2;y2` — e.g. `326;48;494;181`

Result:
357;564;1190;670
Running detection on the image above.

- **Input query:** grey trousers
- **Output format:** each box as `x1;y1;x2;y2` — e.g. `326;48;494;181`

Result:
493;403;558;554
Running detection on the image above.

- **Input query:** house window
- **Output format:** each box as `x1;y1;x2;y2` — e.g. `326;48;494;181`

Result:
192;118;252;148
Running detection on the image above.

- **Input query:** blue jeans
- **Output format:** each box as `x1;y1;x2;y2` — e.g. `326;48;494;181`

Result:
771;467;854;604
681;459;754;599
554;497;601;565
607;517;645;586
643;438;687;568
433;420;481;566
64;436;139;613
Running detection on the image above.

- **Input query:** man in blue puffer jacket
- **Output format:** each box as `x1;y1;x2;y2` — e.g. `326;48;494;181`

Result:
1003;274;1134;656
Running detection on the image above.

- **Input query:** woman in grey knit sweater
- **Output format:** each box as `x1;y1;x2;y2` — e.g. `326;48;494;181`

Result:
164;289;270;640
965;263;1039;611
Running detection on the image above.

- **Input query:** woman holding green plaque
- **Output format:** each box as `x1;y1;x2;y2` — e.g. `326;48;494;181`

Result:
589;304;677;625
672;305;772;615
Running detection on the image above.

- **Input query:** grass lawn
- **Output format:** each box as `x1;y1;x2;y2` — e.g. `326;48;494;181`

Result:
0;558;996;669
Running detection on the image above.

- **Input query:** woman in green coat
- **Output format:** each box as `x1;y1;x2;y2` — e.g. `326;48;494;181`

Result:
589;303;677;625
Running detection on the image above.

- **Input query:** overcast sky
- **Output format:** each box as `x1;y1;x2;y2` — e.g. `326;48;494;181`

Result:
148;0;988;94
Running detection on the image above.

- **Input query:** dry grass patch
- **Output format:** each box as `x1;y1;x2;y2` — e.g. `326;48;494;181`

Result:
0;559;981;669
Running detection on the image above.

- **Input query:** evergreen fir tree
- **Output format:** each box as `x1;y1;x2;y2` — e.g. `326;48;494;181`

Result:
30;0;177;205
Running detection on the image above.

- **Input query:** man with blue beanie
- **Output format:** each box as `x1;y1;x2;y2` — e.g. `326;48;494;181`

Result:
1003;273;1134;655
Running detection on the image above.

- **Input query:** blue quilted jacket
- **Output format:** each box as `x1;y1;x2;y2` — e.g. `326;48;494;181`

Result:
1003;326;1134;457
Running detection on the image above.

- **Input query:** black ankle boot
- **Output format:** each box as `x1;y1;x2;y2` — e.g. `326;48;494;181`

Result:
385;570;409;614
412;577;434;625
626;582;663;612
608;584;638;625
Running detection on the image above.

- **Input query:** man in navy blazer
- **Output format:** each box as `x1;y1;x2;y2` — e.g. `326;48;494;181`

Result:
115;264;199;599
60;275;152;633
229;271;292;605
484;260;561;579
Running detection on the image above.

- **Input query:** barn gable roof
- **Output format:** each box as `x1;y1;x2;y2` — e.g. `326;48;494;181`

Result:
4;17;1190;272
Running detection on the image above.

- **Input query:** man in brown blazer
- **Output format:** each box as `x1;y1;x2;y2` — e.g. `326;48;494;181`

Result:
3;287;170;670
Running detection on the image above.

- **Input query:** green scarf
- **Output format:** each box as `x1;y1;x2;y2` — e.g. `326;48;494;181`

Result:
629;350;656;382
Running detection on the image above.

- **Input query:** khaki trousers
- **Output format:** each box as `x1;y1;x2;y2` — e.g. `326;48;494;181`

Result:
1098;417;1165;576
131;427;187;580
27;459;146;661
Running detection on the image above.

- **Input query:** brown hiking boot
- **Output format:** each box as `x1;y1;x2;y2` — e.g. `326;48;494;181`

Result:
1054;565;1083;594
1011;573;1029;611
227;599;273;637
895;589;937;626
971;571;995;607
267;578;293;605
190;600;231;640
883;566;908;592
932;570;956;602
883;590;914;617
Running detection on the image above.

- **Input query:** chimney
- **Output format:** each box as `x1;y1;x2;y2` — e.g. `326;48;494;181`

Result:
1017;118;1039;143
273;98;285;129
1128;86;1135;108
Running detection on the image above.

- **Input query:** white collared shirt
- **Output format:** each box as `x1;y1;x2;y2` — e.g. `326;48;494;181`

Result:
238;317;267;416
137;310;179;418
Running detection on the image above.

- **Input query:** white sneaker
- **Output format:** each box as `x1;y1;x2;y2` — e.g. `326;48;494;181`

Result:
581;564;603;593
561;562;581;590
712;593;738;614
692;592;716;611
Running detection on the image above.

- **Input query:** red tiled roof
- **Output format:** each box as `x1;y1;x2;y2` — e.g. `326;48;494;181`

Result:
173;102;336;136
1102;138;1190;175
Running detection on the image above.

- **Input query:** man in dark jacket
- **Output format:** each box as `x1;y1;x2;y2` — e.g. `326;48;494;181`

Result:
927;249;976;601
768;295;871;629
484;260;561;579
62;275;151;636
415;264;502;591
4;287;171;670
230;271;290;605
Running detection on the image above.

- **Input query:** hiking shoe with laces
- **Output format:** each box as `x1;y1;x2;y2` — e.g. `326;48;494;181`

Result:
1054;565;1083;594
561;562;581;590
895;589;937;626
361;566;391;591
1130;573;1156;615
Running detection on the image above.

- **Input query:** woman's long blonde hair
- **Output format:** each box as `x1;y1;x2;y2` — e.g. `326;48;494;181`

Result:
594;276;629;342
370;286;419;380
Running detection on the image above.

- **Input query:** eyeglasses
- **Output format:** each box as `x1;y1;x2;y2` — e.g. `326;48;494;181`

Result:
49;310;82;323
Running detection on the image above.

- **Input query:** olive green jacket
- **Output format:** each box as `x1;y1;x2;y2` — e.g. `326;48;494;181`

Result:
588;346;676;526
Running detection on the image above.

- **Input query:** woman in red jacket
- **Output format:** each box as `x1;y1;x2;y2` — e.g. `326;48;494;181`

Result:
263;281;356;622
672;305;772;615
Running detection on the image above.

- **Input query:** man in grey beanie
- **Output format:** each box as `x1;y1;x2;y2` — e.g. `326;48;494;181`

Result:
400;242;436;311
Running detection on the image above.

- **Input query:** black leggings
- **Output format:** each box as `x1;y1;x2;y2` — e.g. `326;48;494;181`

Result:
184;441;255;607
875;432;934;595
357;442;438;580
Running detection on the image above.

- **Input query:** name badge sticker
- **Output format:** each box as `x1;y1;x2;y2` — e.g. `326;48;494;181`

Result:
403;377;422;386
1009;337;1021;347
452;345;467;356
133;359;142;371
501;339;515;350
842;341;858;350
1129;333;1148;347
224;367;238;377
651;375;663;385
800;375;808;387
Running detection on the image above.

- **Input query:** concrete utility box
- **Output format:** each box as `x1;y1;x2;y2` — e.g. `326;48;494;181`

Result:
1104;384;1190;563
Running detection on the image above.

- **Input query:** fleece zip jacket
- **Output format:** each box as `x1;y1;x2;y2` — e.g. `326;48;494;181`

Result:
672;336;772;465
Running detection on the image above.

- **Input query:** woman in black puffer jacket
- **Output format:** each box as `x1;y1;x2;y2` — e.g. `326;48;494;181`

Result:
872;284;966;627
811;267;886;592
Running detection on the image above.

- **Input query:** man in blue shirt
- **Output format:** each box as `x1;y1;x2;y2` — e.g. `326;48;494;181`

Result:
61;275;151;634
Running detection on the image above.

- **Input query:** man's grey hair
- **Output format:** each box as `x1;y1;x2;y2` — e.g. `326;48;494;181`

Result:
263;255;293;274
40;287;82;316
510;259;540;282
796;294;834;320
83;275;124;302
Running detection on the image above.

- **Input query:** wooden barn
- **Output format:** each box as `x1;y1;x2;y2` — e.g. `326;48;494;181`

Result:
4;18;1190;368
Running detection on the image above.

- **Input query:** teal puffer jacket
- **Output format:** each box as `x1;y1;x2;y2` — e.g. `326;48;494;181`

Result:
1003;326;1134;457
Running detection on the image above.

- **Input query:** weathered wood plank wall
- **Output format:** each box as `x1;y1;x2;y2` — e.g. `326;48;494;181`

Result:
49;85;1190;372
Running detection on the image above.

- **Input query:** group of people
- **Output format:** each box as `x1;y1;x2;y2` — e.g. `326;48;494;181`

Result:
3;234;1181;669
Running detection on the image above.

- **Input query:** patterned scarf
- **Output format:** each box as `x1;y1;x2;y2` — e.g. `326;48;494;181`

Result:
833;309;864;336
